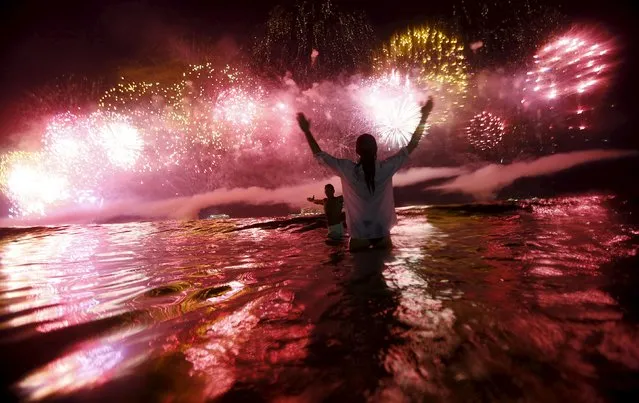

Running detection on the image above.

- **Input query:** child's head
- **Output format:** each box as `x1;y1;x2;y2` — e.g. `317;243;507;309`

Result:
324;184;335;197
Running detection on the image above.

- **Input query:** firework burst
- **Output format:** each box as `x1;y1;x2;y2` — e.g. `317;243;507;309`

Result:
522;28;616;130
99;63;256;171
0;111;145;215
354;71;426;149
97;119;143;170
373;25;468;124
0;18;624;218
211;84;267;149
465;111;506;152
43;112;142;183
0;151;69;216
375;25;468;92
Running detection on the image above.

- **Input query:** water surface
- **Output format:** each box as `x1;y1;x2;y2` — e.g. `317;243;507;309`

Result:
0;195;637;402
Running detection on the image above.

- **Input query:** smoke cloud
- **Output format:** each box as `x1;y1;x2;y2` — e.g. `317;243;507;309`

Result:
0;165;464;227
1;149;633;227
430;149;636;199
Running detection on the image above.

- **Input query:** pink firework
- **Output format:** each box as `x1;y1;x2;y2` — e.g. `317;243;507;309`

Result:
1;111;144;216
212;86;266;147
0;151;70;216
96;116;143;170
522;28;615;112
43;112;142;180
466;112;506;152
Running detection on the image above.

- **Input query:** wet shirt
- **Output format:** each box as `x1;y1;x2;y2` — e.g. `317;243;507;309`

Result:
315;148;409;239
320;196;344;226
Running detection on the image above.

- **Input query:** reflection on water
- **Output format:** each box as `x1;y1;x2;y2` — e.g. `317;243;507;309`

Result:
0;195;637;402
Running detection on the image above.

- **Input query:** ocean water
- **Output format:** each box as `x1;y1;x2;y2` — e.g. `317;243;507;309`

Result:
0;195;637;402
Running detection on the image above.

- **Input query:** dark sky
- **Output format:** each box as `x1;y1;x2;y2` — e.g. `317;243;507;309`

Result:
0;0;635;140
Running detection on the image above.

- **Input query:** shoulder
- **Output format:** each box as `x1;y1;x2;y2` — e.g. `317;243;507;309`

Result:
379;147;410;172
315;152;355;169
337;158;356;168
380;147;409;164
318;152;354;165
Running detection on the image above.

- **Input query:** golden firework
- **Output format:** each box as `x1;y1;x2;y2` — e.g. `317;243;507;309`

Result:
374;26;468;94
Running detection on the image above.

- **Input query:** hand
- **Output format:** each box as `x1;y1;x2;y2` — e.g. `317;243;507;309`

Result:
421;97;434;117
307;196;315;202
297;113;311;132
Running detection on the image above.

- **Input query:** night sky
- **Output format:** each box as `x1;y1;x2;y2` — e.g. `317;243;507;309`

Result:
0;0;636;143
0;0;636;217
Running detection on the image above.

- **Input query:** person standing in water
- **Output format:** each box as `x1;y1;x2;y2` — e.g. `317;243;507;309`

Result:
296;97;434;251
307;183;345;240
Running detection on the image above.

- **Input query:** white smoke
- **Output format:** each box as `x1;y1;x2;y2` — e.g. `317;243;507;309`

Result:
1;149;633;227
0;165;463;227
430;149;636;199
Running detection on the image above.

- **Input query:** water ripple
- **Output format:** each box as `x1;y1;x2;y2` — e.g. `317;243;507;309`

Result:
0;196;637;401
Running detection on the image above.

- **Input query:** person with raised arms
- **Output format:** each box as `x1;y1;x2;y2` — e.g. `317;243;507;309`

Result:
296;97;434;251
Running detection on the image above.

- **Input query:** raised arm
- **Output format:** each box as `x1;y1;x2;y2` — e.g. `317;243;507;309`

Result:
298;112;351;176
297;113;321;154
406;97;434;154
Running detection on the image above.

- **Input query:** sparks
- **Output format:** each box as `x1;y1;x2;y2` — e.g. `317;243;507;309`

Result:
355;71;426;149
466;112;506;152
524;28;615;104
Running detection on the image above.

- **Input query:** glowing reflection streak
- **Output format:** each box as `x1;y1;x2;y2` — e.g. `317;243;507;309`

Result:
17;328;148;401
380;215;458;395
0;231;80;315
185;297;261;399
205;281;245;304
0;226;150;331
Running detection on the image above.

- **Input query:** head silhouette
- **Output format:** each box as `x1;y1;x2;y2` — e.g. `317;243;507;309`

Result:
355;134;377;194
324;183;335;198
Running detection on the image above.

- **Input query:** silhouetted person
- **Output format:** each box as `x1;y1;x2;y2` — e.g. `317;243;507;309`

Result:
307;183;345;240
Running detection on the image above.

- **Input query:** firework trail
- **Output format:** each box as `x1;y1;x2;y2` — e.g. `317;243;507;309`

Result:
451;0;564;65
252;0;374;85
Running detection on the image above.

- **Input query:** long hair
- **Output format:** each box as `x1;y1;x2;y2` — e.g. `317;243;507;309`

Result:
355;133;377;194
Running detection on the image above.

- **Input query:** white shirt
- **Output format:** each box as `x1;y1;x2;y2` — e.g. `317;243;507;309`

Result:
315;148;409;239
